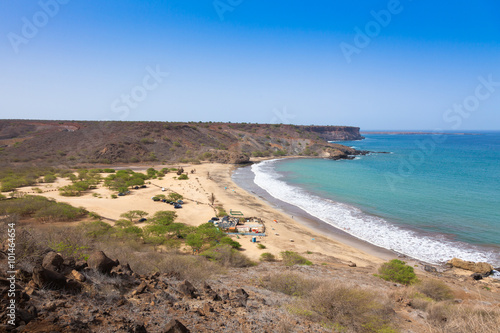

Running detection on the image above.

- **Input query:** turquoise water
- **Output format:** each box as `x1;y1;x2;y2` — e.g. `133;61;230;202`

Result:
250;132;500;266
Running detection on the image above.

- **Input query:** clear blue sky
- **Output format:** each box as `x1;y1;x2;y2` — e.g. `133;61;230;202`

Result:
1;0;499;130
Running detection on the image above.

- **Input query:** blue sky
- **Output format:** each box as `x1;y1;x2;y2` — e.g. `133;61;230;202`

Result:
1;0;499;130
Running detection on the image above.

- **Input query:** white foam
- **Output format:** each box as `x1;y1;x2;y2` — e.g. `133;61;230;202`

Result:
252;160;499;265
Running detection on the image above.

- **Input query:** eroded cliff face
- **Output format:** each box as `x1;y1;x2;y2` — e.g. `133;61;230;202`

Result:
305;126;364;141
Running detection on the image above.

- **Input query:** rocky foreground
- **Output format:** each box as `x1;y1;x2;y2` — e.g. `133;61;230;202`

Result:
1;247;500;333
1;250;332;333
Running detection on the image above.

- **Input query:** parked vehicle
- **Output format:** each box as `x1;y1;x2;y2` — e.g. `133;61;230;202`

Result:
174;203;182;209
138;218;147;222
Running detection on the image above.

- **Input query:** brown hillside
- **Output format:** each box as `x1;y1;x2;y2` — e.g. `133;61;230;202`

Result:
0;120;364;166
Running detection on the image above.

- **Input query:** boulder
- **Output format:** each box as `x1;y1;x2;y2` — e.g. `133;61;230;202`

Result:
71;270;86;282
178;280;197;298
111;263;133;276
233;288;249;307
87;251;119;274
32;266;67;290
42;252;64;272
471;273;483;280
447;258;493;275
424;265;437;273
163;319;190;333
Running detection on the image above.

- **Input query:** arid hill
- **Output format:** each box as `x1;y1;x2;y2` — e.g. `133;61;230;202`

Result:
0;120;364;166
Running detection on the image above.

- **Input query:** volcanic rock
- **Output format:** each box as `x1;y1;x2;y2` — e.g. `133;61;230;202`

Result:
87;251;119;274
447;258;493;275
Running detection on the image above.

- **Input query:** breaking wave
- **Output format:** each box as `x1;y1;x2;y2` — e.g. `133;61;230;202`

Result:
252;160;499;266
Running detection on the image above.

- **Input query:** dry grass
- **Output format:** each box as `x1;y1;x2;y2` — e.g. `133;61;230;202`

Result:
259;271;321;297
295;282;398;333
426;303;500;333
415;278;454;301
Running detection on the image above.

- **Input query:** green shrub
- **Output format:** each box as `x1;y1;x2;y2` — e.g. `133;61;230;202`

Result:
281;251;312;266
220;236;242;249
377;259;418;285
177;174;188;180
260;252;276;262
216;206;227;217
168;192;183;201
257;243;266;249
111;194;118;199
43;174;57;183
81;220;113;238
0;195;87;222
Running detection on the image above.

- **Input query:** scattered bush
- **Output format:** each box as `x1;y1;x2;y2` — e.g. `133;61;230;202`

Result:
0;195;87;222
377;259;417;285
415;279;454;301
120;210;149;223
281;251;312;266
201;245;254;267
260;272;320;297
301;282;397;333
260;252;276;262
168;192;183;201
257;243;266;249
81;220;113;238
216;206;227;217
43;174;57;183
177;174;188;180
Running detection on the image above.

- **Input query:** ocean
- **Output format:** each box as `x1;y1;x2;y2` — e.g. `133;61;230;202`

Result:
233;132;500;269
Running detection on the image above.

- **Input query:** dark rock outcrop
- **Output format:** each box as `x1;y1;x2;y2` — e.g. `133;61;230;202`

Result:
42;252;64;272
163;319;190;333
87;251;119;274
178;280;197;299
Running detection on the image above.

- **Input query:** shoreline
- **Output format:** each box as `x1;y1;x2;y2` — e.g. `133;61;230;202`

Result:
8;160;497;272
233;158;500;270
232;164;399;262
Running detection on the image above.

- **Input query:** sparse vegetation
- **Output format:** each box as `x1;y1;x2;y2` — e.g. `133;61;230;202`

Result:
280;251;312;266
260;252;276;262
0;195;87;222
415;278;454;301
299;282;397;333
259;272;320;296
216;206;227;217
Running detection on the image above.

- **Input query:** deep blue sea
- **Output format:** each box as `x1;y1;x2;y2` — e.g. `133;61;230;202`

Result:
247;132;500;267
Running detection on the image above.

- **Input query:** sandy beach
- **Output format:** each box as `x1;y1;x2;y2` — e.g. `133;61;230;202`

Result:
10;162;396;266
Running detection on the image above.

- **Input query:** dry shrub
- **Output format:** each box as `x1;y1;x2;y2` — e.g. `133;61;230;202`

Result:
300;282;397;333
410;294;433;311
123;251;223;284
415;279;453;301
427;303;500;333
259;271;321;297
201;245;254;268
